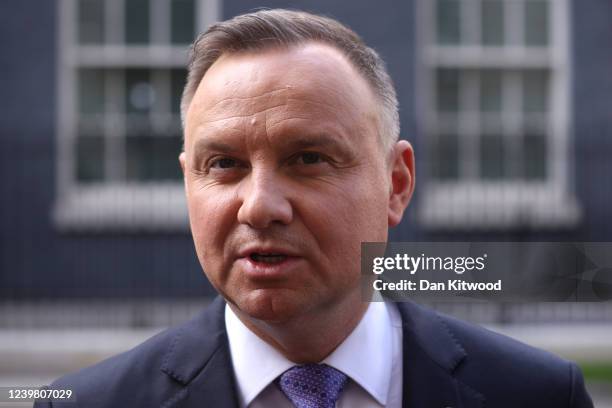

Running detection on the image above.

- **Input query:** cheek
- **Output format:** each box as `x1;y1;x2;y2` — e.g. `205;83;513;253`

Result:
187;187;238;265
299;180;389;269
340;176;390;237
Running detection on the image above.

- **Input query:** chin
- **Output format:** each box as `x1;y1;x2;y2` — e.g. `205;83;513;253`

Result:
235;289;312;324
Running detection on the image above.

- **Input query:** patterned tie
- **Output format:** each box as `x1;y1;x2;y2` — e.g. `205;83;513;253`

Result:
277;364;349;408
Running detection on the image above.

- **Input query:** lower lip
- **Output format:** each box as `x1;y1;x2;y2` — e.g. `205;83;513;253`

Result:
236;256;302;279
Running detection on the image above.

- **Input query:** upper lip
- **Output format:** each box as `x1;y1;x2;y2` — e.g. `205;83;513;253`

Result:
237;245;300;259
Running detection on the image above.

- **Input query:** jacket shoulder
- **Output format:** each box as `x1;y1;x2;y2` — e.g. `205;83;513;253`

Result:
433;307;592;407
45;323;181;407
42;300;226;408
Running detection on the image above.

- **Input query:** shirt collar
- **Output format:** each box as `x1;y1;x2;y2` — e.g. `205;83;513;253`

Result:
321;301;392;405
225;301;393;407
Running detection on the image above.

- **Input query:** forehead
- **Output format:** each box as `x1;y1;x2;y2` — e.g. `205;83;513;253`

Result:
184;43;379;145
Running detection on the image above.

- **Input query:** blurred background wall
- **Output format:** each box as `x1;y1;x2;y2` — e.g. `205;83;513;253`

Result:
0;0;611;403
2;0;612;298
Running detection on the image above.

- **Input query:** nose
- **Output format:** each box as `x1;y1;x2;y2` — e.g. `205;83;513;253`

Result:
237;170;293;229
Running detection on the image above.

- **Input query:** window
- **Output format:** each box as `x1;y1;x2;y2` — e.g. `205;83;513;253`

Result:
416;0;580;229
54;0;220;230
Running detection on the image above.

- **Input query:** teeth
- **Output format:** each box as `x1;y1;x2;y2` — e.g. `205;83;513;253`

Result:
250;253;287;263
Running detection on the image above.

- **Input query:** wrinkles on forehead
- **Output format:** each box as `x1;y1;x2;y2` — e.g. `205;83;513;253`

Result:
184;43;380;155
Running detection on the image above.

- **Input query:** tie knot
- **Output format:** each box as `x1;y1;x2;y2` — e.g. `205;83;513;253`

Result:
277;364;348;408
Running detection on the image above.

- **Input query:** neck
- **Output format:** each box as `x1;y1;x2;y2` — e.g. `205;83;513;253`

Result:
229;292;370;363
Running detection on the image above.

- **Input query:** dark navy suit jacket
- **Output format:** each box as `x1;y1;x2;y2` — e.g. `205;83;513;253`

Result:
34;297;593;407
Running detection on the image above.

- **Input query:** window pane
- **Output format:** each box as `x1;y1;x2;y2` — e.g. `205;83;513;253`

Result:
79;69;105;114
431;133;459;180
76;135;105;182
480;70;502;112
525;0;549;46
171;69;187;114
125;0;150;44
171;0;195;44
78;0;105;44
436;0;461;45
126;69;154;114
523;133;547;179
523;70;548;113
481;0;504;46
126;135;183;180
436;69;460;112
480;133;505;179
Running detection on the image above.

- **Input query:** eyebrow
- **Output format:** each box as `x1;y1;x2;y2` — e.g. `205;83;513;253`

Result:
192;139;241;157
282;133;347;151
190;131;357;164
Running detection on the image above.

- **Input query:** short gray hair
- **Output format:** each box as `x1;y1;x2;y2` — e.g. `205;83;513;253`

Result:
181;9;399;153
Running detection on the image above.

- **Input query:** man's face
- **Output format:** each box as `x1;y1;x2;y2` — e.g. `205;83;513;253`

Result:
181;43;395;323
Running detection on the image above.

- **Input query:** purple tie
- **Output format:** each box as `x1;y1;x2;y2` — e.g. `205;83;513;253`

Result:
277;364;349;408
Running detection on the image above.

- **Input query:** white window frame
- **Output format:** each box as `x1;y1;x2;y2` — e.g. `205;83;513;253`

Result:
53;0;220;231
415;0;580;229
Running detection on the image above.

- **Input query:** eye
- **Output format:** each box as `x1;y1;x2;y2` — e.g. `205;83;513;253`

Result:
210;157;239;169
293;152;325;165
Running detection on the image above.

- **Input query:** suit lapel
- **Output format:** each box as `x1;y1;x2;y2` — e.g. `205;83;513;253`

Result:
397;302;485;408
160;297;239;408
156;297;485;408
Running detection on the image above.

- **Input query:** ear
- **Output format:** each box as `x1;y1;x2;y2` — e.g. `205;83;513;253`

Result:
179;151;190;199
388;140;415;227
179;151;187;176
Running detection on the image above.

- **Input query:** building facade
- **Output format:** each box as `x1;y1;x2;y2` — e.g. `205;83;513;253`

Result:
1;0;611;299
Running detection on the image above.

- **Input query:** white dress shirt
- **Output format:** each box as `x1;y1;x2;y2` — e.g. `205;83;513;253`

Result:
225;301;403;408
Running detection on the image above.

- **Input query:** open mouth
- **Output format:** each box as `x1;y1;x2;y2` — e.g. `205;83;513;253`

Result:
249;253;288;264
